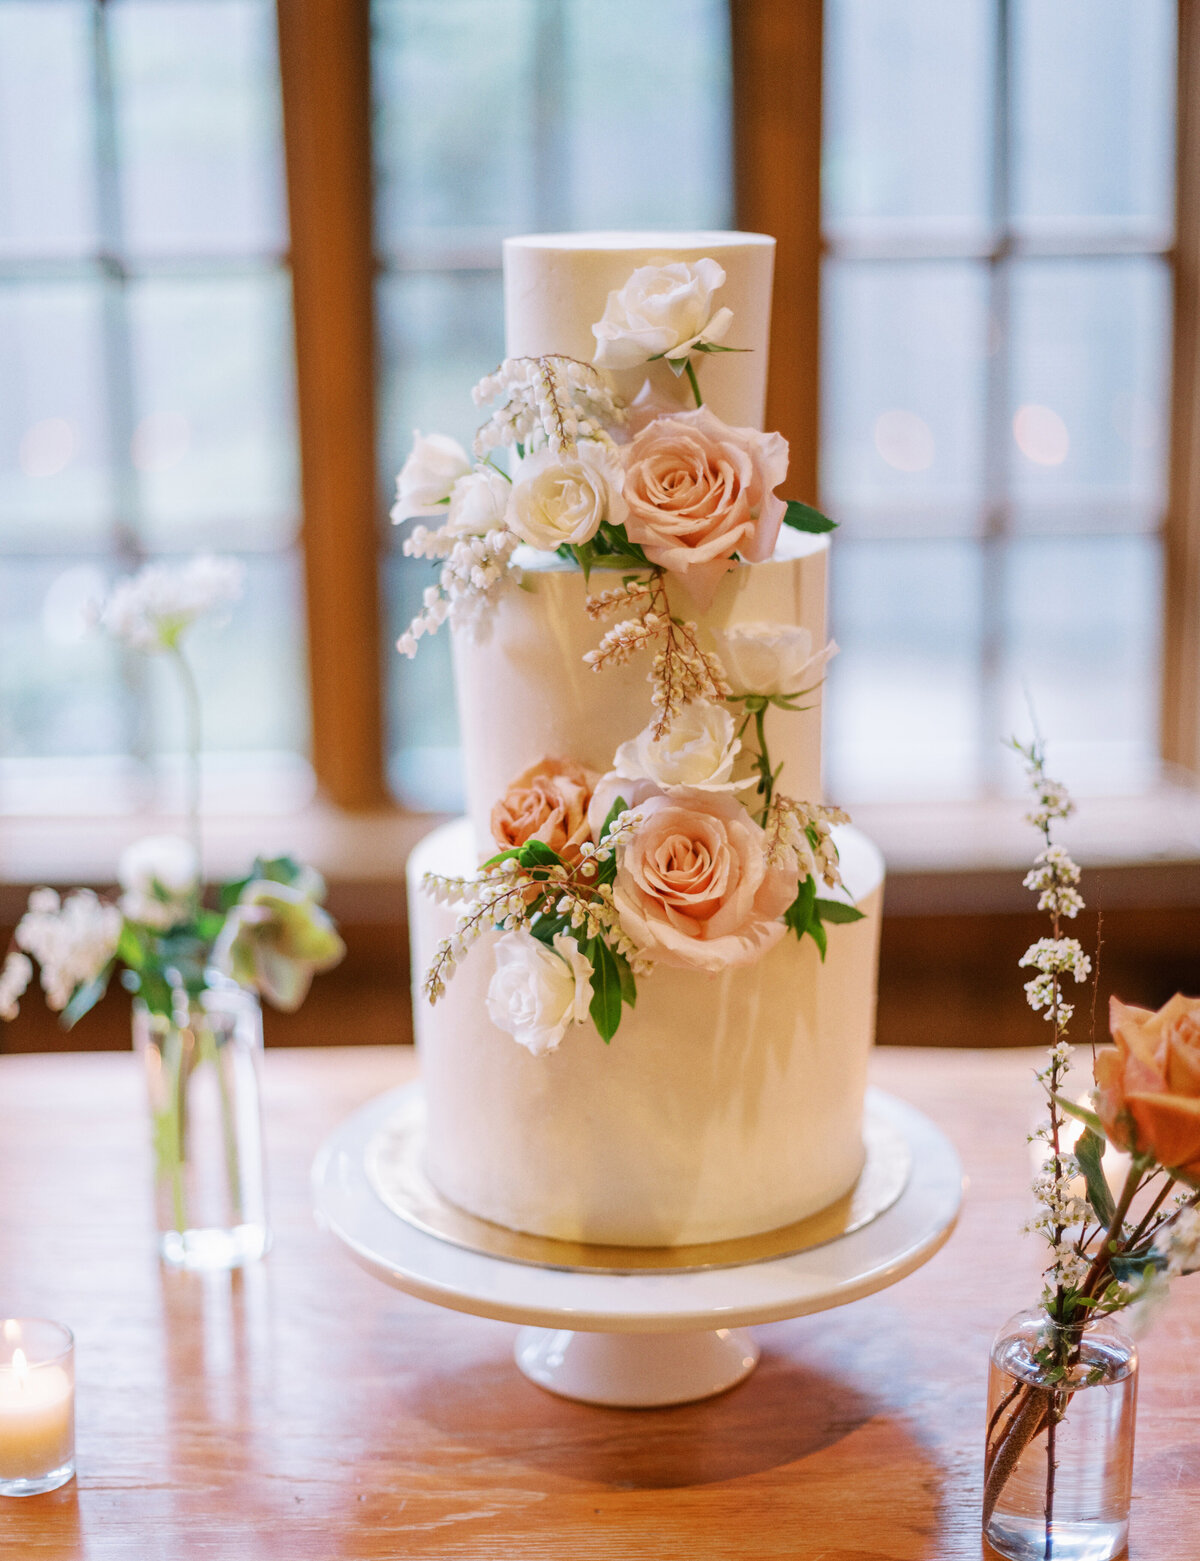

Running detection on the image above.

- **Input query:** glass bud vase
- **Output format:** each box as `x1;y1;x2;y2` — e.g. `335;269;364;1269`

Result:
133;980;270;1270
984;1306;1138;1561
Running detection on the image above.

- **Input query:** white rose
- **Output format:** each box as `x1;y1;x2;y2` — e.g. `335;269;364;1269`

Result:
716;624;838;697
391;431;471;521
117;834;199;929
592;259;734;371
612;700;749;793
507;442;626;551
485;930;593;1056
445;465;510;537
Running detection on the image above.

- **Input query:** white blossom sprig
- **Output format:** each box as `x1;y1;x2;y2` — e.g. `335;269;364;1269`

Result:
0;952;33;1021
471;355;626;459
396;527;522;655
583;571;731;737
764;796;851;887
13;888;122;1013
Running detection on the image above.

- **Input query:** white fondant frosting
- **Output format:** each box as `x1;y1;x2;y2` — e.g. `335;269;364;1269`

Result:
503;231;775;431
409;819;884;1246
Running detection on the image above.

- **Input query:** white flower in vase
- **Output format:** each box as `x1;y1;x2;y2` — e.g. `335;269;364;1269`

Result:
15;889;122;1012
485;930;593;1056
612;700;749;793
507;442;627;551
391;430;472;521
592;259;734;371
117;834;200;930
99;555;244;653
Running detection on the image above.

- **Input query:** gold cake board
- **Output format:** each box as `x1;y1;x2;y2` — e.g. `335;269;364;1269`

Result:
364;1090;911;1276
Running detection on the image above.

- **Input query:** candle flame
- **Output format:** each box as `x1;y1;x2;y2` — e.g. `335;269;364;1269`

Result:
12;1348;27;1384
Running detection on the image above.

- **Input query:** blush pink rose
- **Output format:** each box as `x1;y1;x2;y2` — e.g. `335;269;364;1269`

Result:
610;789;795;973
491;757;597;867
620;406;789;610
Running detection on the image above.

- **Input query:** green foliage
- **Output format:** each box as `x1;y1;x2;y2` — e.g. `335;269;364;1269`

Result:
1075;1128;1117;1227
62;968;113;1029
782;499;836;534
783;880;865;962
587;937;624;1043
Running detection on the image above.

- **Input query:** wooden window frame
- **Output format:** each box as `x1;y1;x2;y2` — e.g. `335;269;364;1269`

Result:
274;0;1200;811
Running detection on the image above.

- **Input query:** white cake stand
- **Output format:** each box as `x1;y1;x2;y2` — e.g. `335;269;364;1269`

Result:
312;1085;963;1407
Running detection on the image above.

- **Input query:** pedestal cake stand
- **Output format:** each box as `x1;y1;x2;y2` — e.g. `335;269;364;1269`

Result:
312;1084;962;1407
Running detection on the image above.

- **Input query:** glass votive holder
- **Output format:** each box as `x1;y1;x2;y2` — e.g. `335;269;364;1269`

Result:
0;1319;75;1497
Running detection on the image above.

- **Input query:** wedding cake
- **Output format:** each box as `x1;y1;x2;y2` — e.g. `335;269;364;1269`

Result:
397;232;884;1248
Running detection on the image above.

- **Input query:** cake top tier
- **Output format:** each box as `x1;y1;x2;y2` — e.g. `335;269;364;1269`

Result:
503;231;775;431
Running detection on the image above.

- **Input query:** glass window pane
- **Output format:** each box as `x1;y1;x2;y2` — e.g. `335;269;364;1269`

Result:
373;0;539;253
564;0;731;231
826;539;984;800
822;261;989;535
0;1;97;258
377;270;504;486
128;272;299;549
384;554;461;812
1012;0;1175;239
1007;257;1170;532
999;536;1162;795
0;555;127;763
110;0;287;258
0;281;112;546
824;0;994;243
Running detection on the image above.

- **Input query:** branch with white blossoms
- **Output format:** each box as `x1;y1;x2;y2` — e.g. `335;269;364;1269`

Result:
422;806;648;1043
396;526;521;655
472;355;626;459
584;570;731;738
12;888;122;1018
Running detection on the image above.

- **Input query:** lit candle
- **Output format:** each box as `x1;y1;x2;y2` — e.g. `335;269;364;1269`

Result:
0;1320;75;1496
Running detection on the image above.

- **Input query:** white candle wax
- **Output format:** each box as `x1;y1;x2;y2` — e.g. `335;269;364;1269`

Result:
0;1355;74;1481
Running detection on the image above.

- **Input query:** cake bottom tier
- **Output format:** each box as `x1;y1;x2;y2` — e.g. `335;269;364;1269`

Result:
408;819;886;1248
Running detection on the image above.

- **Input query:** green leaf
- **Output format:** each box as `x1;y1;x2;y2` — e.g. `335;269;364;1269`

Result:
782;499;837;534
61;967;113;1029
1053;1094;1105;1136
814;898;865;925
588;938;623;1043
117;922;147;971
784;874;817;939
479;846;524;870
808;913;828;962
614;947;637;1009
1075;1128;1117;1227
571;540;596;583
689;341;749;355
1109;1250;1165;1284
527;912;569;947
519;839;563;870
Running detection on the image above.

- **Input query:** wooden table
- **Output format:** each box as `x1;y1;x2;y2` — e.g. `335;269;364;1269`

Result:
1;1046;1197;1560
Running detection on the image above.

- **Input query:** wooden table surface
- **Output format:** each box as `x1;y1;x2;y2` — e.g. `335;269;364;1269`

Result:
1;1045;1197;1560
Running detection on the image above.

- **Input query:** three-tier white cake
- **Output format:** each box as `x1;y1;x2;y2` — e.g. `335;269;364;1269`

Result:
406;232;884;1248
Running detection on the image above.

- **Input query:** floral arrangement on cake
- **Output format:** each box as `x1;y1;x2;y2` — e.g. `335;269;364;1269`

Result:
982;740;1200;1551
0;555;345;1031
391;258;861;1049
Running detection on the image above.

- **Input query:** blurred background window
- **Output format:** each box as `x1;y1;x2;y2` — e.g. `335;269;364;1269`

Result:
822;0;1175;803
0;0;1186;841
0;0;309;818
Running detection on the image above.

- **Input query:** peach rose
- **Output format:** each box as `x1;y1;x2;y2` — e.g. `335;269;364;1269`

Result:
1094;994;1200;1178
621;406;789;610
491;757;596;866
611;789;795;973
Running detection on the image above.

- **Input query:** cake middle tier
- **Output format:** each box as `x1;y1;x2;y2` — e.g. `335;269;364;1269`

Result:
452;530;828;852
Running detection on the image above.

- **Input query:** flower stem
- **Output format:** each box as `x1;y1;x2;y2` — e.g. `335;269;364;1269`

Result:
684;358;703;409
168;642;204;887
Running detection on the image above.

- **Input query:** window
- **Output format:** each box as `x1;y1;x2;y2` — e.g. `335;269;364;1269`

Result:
821;0;1176;803
0;0;309;818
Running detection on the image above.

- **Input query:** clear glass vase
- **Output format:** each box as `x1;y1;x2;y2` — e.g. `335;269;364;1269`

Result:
133;980;270;1270
984;1307;1138;1561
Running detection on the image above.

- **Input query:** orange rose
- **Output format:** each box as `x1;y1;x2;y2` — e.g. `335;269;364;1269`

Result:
1094;994;1200;1178
490;757;596;867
